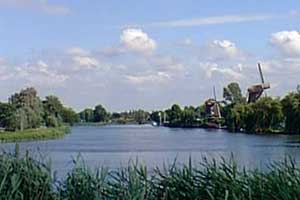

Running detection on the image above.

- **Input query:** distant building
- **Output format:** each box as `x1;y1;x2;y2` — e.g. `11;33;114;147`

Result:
297;84;300;92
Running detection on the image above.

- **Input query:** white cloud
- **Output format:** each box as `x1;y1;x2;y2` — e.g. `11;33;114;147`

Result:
0;0;70;15
262;58;300;73
206;40;243;61
147;14;278;28
66;47;90;56
72;56;99;69
66;47;103;70
16;60;68;87
201;62;243;80
2;31;300;110
213;67;243;80
212;40;238;57
126;71;171;85
120;28;157;53
270;30;300;57
150;56;185;73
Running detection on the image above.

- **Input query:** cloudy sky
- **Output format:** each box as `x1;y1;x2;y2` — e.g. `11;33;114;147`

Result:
0;0;299;111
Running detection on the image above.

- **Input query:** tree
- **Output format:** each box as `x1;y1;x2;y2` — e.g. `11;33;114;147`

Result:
195;105;206;119
43;95;64;127
6;108;27;131
45;115;60;128
227;103;252;132
227;97;283;133
8;87;44;130
166;104;182;125
223;82;245;104
93;105;109;122
111;112;121;119
150;111;161;124
132;109;149;124
79;109;94;122
43;96;64;118
61;107;79;125
182;106;196;126
281;92;300;134
249;97;283;132
0;102;14;128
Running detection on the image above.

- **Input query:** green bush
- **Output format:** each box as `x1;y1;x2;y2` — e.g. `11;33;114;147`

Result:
45;115;60;127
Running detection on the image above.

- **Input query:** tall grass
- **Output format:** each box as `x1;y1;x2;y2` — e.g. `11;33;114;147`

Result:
0;126;70;142
0;145;55;200
1;149;300;200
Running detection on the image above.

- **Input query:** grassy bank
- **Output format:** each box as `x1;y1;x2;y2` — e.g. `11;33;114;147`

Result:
1;151;300;200
0;126;70;142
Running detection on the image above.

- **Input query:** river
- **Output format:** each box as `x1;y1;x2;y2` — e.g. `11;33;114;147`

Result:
1;125;300;177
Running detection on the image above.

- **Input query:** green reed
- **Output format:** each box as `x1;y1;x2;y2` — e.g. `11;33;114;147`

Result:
1;148;300;200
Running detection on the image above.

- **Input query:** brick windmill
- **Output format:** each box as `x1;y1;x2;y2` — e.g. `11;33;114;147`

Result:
247;63;270;103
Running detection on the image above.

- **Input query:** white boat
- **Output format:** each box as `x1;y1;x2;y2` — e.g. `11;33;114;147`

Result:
151;121;158;126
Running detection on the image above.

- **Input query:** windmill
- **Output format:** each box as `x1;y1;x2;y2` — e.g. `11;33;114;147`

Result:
247;63;270;103
205;86;221;119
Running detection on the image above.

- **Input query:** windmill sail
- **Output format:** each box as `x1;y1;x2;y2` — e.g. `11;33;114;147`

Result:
258;63;265;84
247;63;270;103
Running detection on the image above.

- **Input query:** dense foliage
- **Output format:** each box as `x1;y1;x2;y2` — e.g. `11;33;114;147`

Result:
222;83;299;134
225;97;283;133
8;87;44;131
223;82;245;104
2;150;300;200
150;82;300;134
281;92;300;134
79;106;150;124
162;105;205;127
0;87;78;131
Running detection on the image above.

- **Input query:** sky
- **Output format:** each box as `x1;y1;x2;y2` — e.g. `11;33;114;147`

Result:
0;0;300;111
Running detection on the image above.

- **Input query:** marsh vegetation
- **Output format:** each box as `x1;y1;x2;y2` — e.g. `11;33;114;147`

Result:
1;148;300;200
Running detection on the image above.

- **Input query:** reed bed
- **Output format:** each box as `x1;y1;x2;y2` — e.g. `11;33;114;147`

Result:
1;149;300;200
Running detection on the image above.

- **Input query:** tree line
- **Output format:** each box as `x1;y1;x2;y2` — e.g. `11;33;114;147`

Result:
0;87;78;131
79;106;150;125
223;83;300;134
150;82;300;134
1;85;299;134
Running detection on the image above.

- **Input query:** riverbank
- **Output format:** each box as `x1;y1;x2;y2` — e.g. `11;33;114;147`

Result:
0;126;70;142
1;151;300;200
75;121;150;126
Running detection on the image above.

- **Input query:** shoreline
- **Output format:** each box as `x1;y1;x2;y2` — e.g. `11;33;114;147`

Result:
75;122;296;135
0;126;70;142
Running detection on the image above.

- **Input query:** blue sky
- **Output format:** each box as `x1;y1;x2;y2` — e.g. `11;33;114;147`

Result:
0;0;299;111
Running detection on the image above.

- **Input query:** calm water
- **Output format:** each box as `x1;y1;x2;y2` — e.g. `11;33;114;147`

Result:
1;125;300;177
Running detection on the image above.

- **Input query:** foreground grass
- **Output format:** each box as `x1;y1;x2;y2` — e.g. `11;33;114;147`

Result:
0;126;70;142
1;150;300;200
